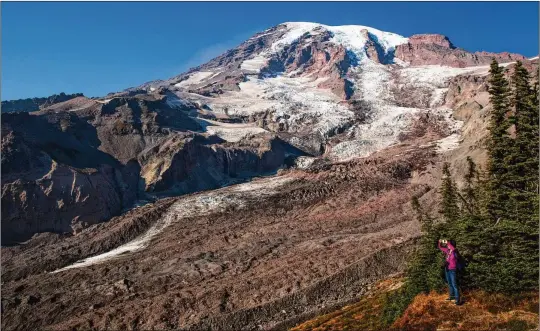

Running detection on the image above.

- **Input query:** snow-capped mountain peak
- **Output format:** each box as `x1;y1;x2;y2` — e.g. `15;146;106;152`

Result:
124;21;530;160
277;22;409;61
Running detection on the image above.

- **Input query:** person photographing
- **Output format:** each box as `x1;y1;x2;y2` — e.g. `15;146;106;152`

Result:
438;239;462;305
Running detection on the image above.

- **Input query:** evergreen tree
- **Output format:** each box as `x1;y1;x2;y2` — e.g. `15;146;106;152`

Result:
410;196;445;291
460;157;478;215
508;61;537;194
486;59;512;222
495;61;540;291
439;163;461;225
381;61;538;325
449;160;496;290
468;60;539;292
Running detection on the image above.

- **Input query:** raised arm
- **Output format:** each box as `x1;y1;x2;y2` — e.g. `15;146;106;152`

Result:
446;241;455;251
438;240;449;253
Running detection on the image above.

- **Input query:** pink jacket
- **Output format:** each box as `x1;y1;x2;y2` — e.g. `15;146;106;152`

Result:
438;241;457;270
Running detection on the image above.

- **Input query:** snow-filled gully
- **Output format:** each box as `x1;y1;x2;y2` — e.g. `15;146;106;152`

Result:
52;176;293;273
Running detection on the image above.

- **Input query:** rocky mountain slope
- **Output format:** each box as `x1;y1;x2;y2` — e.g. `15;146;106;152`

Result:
1;92;84;113
1;93;298;243
1;21;537;330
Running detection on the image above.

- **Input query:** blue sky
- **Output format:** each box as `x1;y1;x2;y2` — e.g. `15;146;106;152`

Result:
2;2;538;100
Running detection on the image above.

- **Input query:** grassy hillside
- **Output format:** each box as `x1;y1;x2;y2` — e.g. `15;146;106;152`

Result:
291;276;538;331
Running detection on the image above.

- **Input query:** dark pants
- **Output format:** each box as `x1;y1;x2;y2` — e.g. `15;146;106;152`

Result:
445;268;459;303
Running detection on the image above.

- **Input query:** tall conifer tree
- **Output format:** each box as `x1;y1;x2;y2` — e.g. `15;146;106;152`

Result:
486;59;512;222
439;163;461;223
499;61;540;291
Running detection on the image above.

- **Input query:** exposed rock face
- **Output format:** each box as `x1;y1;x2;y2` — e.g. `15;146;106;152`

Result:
1;93;296;243
395;34;526;67
408;34;455;48
31;95;202;165
444;58;538;110
260;30;356;99
1;111;140;244
361;29;388;64
139;132;287;193
1;92;84;113
260;29;336;76
445;74;490;109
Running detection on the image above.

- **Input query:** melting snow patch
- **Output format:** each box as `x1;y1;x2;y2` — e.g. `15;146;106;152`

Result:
241;55;268;73
436;133;461;153
174;71;215;88
294;156;316;169
96;99;112;104
431;106;464;153
248;31;274;40
430;88;449;108
197;118;267;142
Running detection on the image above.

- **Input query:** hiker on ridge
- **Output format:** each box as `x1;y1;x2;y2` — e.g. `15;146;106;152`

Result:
438;239;462;305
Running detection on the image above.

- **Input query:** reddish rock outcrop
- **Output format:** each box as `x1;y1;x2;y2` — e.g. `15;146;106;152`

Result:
408;34;455;48
257;30;355;100
396;34;526;67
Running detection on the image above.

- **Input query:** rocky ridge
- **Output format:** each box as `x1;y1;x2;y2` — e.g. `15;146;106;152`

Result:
395;34;527;67
1;92;84;113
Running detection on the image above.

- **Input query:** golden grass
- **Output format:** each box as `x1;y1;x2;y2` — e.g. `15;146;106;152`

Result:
393;290;539;331
291;277;539;331
291;276;403;331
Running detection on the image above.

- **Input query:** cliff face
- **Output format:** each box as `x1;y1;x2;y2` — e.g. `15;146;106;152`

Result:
1;111;140;244
139;132;287;193
395;34;526;67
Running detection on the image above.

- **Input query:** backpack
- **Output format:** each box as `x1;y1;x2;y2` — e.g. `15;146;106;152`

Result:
454;249;467;270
